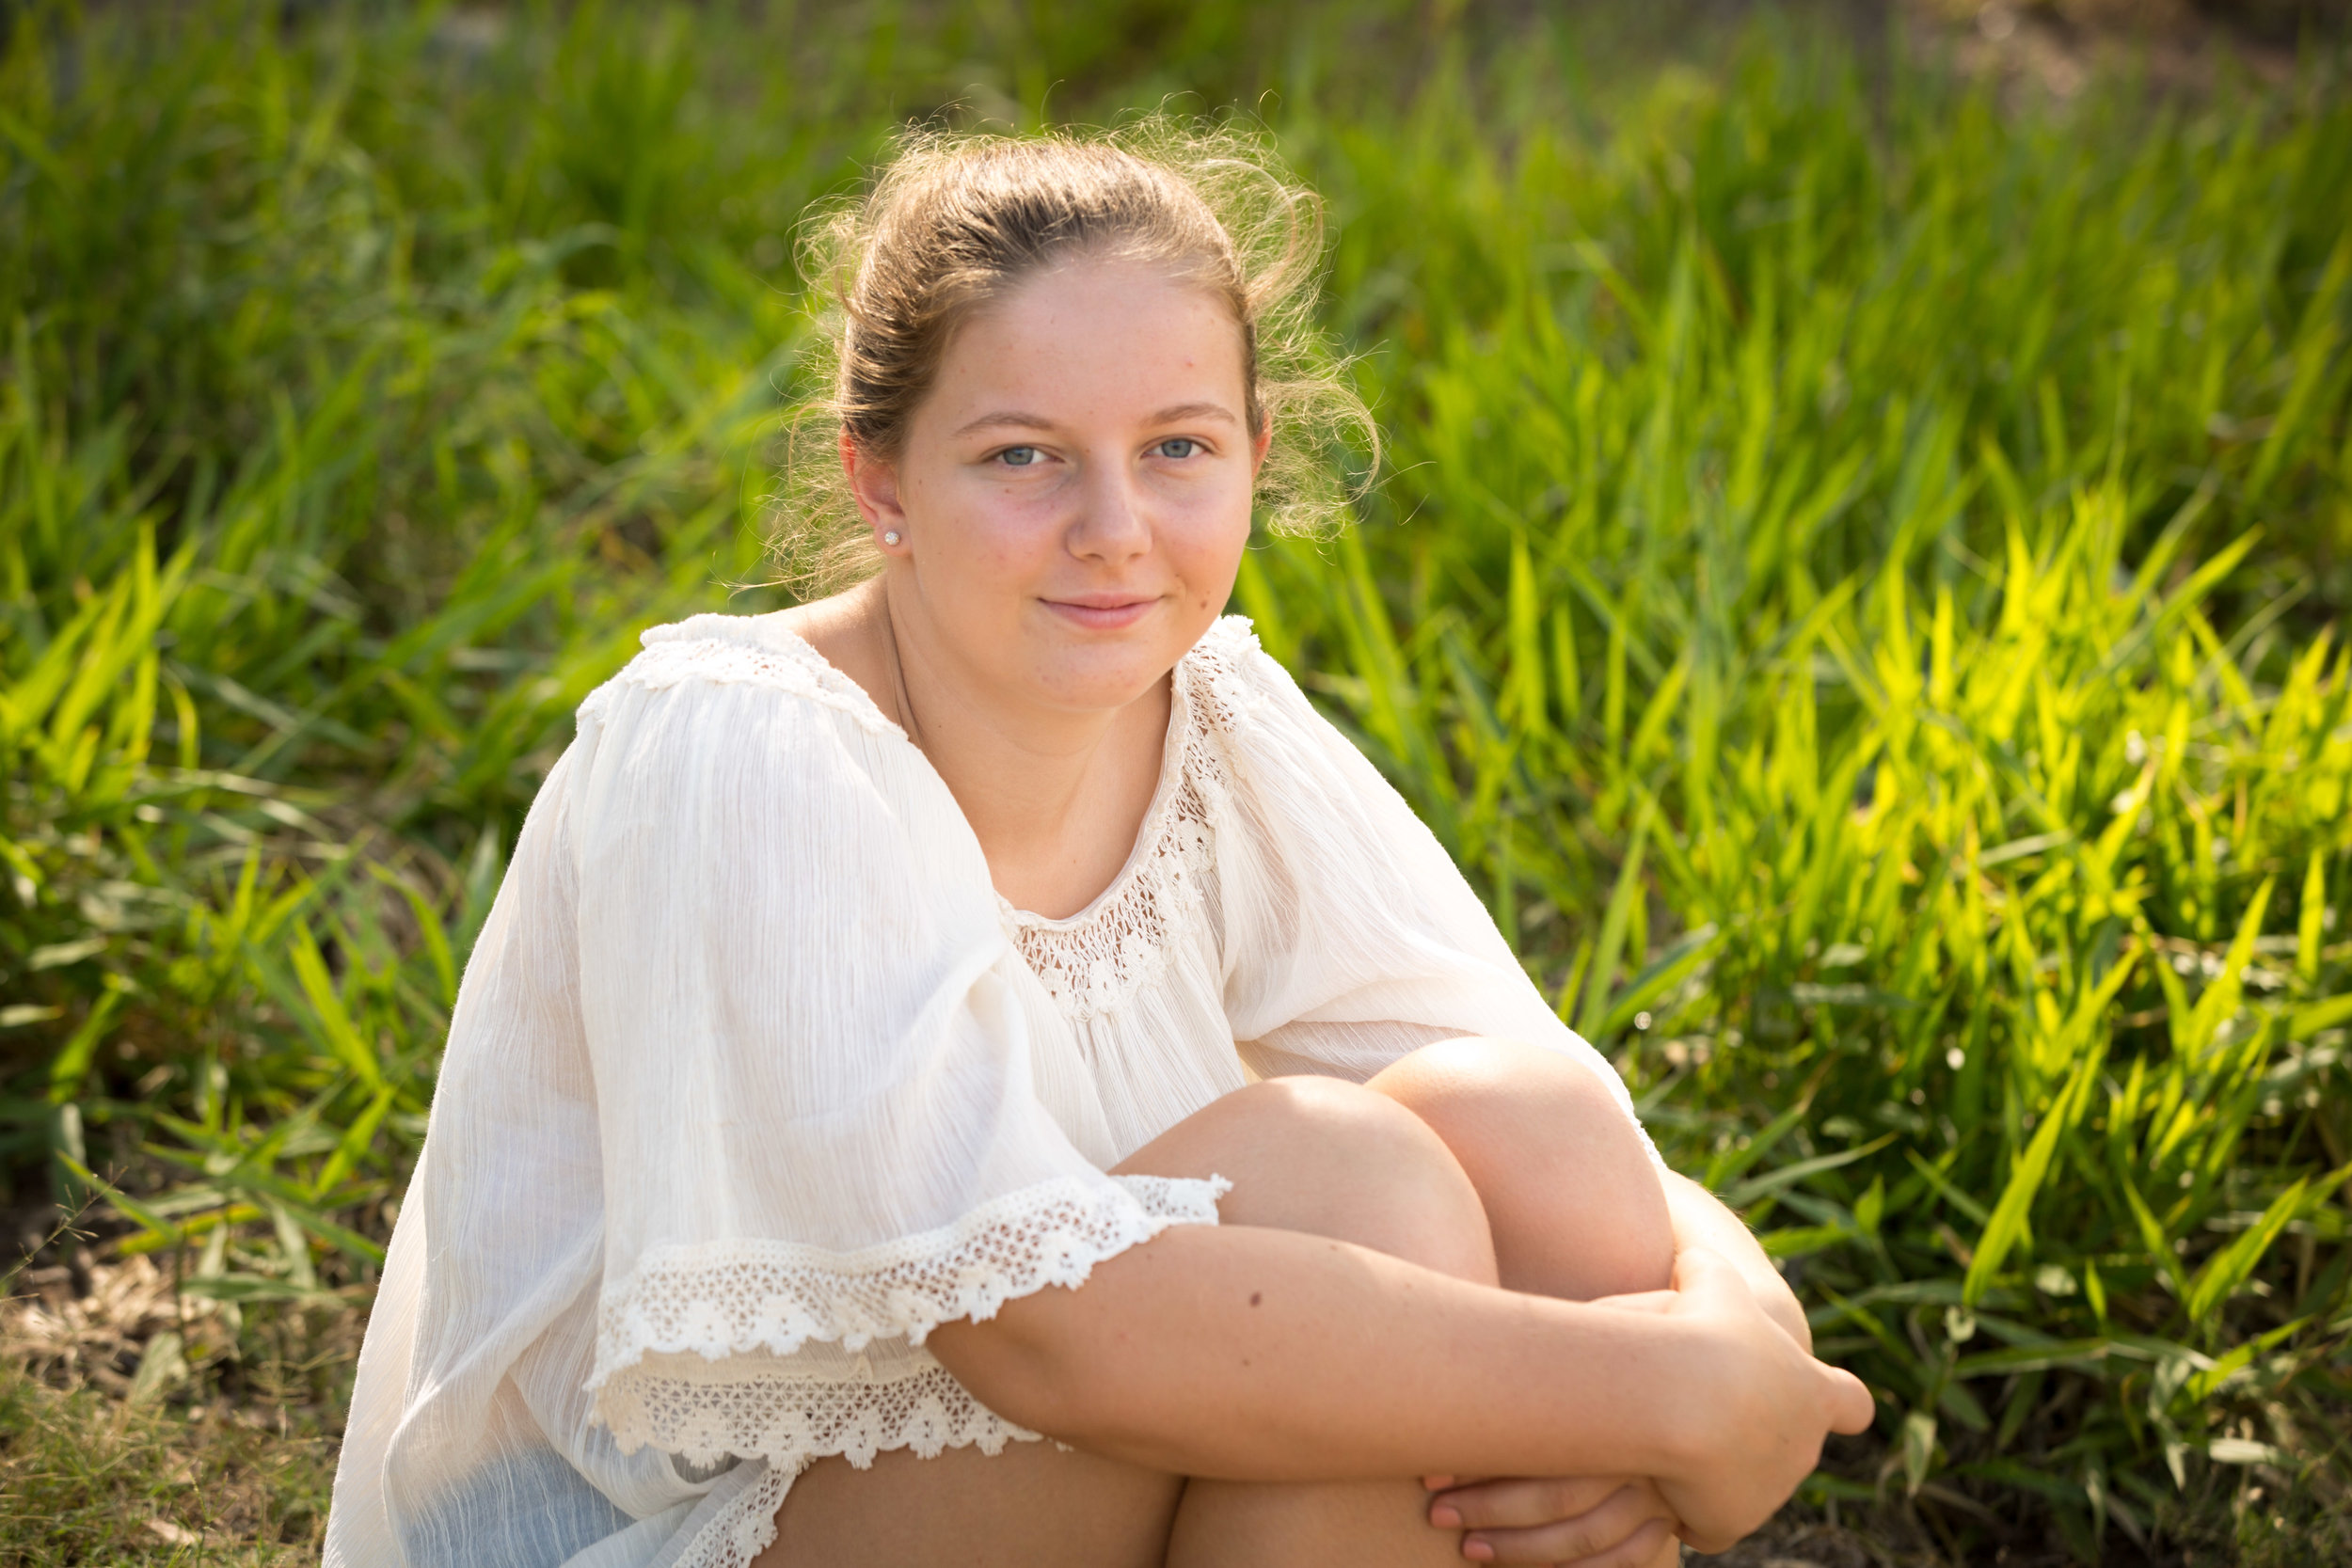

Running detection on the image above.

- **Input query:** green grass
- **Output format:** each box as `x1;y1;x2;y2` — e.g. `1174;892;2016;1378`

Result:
4;0;2351;1559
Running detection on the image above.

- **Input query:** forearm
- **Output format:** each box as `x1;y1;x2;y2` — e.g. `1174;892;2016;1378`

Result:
928;1222;1708;1483
1661;1171;1808;1351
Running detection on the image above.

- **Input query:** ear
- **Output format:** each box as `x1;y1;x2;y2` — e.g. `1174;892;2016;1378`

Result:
1248;421;1274;479
840;428;910;545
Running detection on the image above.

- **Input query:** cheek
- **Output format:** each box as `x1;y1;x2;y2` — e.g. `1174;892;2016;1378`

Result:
914;471;1060;569
1167;482;1254;607
973;491;1073;572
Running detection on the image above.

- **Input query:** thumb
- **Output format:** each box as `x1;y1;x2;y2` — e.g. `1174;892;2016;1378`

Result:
1819;1365;1876;1434
1668;1243;1740;1296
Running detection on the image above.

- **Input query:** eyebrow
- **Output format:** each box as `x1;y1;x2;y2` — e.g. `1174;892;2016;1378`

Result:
1147;402;1241;427
950;402;1241;438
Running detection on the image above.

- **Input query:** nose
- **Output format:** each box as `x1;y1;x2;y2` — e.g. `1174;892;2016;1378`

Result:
1066;453;1152;564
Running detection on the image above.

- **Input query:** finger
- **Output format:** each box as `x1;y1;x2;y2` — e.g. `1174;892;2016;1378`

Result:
1581;1289;1677;1315
1821;1364;1876;1433
1555;1515;1680;1568
1456;1481;1674;1562
1429;1475;1627;1531
1460;1499;1674;1564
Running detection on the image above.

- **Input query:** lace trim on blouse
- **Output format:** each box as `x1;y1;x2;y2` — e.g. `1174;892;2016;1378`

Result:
591;1174;1228;1463
594;1174;1227;1374
998;617;1263;1022
659;1370;1009;1568
652;1180;1239;1568
998;681;1220;1022
677;1466;796;1568
616;1354;1034;1480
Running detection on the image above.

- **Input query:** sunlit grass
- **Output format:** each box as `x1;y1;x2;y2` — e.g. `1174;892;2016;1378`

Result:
3;1;2348;1557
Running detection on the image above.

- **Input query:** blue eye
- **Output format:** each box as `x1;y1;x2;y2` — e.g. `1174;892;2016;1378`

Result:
1156;437;1200;459
997;446;1039;467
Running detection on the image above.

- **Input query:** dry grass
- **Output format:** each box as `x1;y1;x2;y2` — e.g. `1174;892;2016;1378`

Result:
0;1257;351;1565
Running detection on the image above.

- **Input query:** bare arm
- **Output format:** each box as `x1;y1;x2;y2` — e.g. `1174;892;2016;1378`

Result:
928;1226;1868;1550
1406;1181;1829;1563
1660;1170;1810;1352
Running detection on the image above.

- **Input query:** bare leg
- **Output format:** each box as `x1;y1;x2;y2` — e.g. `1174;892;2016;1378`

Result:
760;1076;1492;1568
1367;1037;1674;1301
1159;1046;1684;1567
1133;1078;1496;1568
1368;1037;1683;1568
762;1439;1180;1568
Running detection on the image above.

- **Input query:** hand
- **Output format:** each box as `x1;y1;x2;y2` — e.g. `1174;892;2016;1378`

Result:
1583;1277;1810;1353
1646;1245;1875;1553
1423;1473;1681;1566
1660;1170;1815;1352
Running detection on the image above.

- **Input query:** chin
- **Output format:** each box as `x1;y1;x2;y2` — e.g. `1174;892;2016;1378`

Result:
1026;640;1184;712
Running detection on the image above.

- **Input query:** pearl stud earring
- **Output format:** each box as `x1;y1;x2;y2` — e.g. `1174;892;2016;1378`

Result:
882;531;902;546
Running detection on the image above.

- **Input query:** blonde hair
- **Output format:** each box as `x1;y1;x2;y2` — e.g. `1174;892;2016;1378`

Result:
771;117;1375;592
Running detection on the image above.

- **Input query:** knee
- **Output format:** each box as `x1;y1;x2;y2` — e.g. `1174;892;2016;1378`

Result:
1372;1037;1673;1300
1133;1077;1499;1286
1378;1035;1603;1102
1377;1037;1652;1174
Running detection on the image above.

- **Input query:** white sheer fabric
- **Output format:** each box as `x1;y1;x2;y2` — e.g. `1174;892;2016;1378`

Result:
324;612;1654;1568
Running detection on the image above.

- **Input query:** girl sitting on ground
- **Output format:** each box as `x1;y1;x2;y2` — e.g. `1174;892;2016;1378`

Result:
326;121;1872;1568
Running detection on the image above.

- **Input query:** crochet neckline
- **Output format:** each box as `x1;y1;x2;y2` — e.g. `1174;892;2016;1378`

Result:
671;610;1215;932
993;670;1195;934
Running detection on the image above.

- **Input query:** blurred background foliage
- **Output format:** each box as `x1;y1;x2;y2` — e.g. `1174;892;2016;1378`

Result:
2;0;2350;1559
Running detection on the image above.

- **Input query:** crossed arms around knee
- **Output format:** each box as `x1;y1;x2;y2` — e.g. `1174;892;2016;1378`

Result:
924;1040;1873;1553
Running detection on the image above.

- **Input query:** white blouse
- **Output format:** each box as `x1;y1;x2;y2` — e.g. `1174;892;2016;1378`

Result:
324;611;1654;1568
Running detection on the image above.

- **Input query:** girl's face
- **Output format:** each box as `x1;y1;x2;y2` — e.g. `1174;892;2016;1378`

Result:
850;256;1269;716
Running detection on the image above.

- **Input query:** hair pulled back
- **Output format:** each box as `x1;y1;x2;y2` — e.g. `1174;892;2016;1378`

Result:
773;116;1375;591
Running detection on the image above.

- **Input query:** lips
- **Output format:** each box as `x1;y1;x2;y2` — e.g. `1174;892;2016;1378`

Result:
1040;594;1160;630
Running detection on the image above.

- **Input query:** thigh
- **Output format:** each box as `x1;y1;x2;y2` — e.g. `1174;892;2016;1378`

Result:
756;1437;1182;1568
1112;1074;1498;1285
1169;1478;1465;1568
761;1076;1498;1568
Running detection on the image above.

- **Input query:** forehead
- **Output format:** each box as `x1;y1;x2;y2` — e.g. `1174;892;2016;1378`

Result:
925;258;1248;419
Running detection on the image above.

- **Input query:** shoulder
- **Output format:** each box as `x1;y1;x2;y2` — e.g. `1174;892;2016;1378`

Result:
1179;614;1310;736
578;610;904;742
1177;614;1421;834
567;610;918;836
565;613;985;886
1180;613;1362;759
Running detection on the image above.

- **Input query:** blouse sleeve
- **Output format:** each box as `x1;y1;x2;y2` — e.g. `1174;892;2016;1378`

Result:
1200;622;1658;1161
567;650;1225;1469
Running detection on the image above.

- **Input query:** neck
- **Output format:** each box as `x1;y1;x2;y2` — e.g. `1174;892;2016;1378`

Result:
872;576;1173;918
